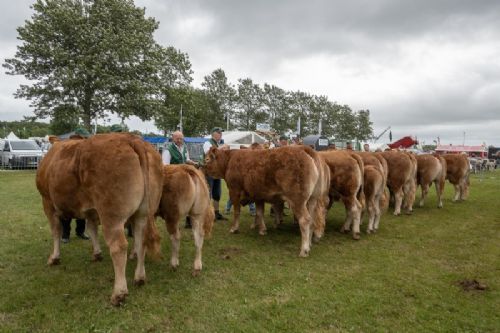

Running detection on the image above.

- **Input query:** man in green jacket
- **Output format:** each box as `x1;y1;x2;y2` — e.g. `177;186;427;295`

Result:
162;131;198;228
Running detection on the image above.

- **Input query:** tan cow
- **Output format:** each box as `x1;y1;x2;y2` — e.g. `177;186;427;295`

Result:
442;153;470;201
157;164;214;275
203;145;322;257
353;152;388;233
363;165;385;233
319;150;364;239
416;154;447;208
36;133;163;306
402;151;418;213
377;150;415;215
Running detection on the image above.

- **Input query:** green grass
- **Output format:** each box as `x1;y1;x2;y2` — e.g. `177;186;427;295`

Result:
0;170;499;332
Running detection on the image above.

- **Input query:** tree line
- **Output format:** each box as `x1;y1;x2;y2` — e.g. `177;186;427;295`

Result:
4;0;373;140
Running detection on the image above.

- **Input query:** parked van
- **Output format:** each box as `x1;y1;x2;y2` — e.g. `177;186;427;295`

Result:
0;139;43;169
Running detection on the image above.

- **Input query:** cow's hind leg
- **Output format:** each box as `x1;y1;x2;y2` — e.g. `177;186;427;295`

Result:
165;211;181;270
255;201;267;235
190;213;205;276
43;199;61;265
292;203;312;257
86;217;103;261
419;183;429;207
101;220;129;306
229;191;241;234
393;188;404;215
435;179;444;208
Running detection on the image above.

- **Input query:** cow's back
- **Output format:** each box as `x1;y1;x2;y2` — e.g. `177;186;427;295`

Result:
443;154;469;184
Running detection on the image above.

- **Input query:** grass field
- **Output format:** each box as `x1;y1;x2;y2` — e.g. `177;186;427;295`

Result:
0;170;499;332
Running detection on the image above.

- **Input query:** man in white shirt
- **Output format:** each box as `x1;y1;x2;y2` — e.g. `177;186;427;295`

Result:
162;131;197;166
203;127;228;221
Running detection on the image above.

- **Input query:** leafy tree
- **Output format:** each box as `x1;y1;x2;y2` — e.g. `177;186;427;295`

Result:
262;84;291;133
236;78;265;130
1;120;51;138
49;105;80;135
355;109;373;141
3;0;173;131
201;69;236;130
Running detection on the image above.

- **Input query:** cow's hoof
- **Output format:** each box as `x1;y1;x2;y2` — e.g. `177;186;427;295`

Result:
373;229;378;233
133;278;145;287
110;292;127;307
259;230;267;236
299;249;310;257
129;252;137;260
229;228;239;234
353;233;361;240
312;235;321;243
93;253;103;262
367;229;372;234
405;211;413;215
419;202;424;207
393;212;400;216
192;269;201;277
47;257;60;266
170;263;179;271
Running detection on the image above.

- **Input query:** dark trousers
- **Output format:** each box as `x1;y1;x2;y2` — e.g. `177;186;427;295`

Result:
61;218;86;238
206;177;221;201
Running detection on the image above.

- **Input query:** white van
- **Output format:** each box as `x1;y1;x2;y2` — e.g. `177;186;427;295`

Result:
0;139;44;169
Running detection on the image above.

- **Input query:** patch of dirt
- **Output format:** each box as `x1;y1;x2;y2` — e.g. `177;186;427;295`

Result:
218;247;243;260
457;279;487;291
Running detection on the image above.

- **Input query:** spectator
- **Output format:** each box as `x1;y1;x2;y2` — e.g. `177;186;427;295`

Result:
163;130;198;228
346;142;353;150
278;135;289;147
363;143;370;152
203;127;228;221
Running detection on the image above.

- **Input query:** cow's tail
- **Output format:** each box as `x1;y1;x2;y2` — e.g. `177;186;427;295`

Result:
350;153;365;209
185;166;214;237
130;136;162;260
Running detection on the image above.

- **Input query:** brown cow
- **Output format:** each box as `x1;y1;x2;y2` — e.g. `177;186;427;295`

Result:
157;164;214;275
401;151;418;213
353;151;388;233
36;133;163;306
378;150;415;215
203;145;323;257
319;150;364;239
416;154;447;208
442;153;470;201
363;165;385;233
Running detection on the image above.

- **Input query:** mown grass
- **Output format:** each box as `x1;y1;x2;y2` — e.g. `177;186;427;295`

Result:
0;170;499;332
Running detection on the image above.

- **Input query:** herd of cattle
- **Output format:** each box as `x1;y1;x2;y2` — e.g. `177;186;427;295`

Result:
35;133;471;305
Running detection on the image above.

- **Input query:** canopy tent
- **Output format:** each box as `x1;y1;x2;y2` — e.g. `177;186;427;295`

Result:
5;132;19;140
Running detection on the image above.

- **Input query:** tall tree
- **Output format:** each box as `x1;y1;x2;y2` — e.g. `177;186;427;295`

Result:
355;109;374;141
201;68;236;130
236;78;265;130
3;0;173;131
262;84;291;133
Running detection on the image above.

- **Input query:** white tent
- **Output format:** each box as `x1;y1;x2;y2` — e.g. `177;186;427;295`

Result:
5;131;20;140
205;131;267;149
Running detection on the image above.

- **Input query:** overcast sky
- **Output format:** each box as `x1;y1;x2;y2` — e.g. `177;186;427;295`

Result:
1;0;499;145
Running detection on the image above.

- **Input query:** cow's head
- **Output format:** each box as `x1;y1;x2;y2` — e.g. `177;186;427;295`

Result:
204;146;228;179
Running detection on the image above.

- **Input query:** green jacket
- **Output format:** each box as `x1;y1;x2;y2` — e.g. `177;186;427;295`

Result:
167;143;187;164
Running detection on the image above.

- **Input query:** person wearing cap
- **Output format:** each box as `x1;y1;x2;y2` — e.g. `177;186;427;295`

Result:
163;130;198;228
278;135;288;147
203;127;227;221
